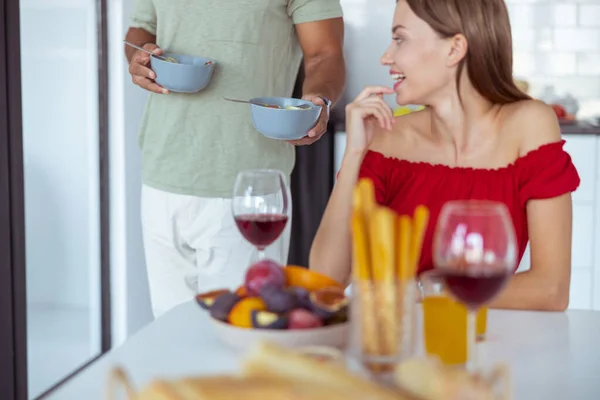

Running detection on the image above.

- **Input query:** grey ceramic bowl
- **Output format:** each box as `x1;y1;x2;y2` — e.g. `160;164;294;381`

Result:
150;52;215;93
249;97;322;140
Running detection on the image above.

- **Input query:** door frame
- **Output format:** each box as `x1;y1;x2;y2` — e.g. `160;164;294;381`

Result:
0;0;111;398
0;0;27;398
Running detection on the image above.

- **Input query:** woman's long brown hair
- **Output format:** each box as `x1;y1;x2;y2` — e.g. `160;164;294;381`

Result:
405;0;531;104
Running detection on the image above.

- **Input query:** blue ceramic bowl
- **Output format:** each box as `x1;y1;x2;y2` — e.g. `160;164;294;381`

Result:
150;52;215;93
249;97;322;140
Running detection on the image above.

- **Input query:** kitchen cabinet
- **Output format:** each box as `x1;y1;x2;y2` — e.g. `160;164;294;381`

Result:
333;131;600;310
594;138;600;310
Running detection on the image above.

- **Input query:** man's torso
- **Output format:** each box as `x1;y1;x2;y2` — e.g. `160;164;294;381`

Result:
139;0;303;197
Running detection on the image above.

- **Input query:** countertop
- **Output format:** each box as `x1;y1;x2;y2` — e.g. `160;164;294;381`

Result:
330;109;600;135
47;301;600;399
558;121;600;135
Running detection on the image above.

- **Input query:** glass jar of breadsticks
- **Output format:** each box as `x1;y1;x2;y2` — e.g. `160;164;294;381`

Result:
348;178;429;376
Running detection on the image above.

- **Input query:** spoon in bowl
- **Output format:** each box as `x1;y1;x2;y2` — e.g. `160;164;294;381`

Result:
222;97;312;109
123;40;178;63
123;41;213;65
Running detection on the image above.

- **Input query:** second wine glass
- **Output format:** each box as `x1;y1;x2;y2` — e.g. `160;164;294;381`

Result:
433;200;517;372
232;169;290;261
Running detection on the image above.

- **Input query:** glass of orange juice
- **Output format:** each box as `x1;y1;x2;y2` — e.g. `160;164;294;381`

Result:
419;270;487;365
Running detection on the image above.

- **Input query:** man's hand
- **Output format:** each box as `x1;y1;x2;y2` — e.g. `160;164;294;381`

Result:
128;43;169;94
286;95;329;146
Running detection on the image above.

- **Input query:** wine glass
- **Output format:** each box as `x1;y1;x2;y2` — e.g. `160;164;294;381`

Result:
232;169;290;261
433;200;517;372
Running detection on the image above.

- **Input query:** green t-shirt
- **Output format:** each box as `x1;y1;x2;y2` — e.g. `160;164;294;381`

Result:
130;0;343;197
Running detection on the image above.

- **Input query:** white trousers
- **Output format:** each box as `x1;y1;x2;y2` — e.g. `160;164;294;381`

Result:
141;185;292;318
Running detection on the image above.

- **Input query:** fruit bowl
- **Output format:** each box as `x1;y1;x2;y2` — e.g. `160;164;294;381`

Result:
210;318;349;351
196;260;349;350
551;103;577;124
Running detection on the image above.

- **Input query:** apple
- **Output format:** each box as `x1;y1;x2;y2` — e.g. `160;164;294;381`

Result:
244;259;286;297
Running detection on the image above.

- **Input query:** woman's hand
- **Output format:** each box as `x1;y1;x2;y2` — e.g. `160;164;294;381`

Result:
344;86;395;154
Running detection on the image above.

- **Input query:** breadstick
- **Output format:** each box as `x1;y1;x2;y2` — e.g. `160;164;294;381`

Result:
351;195;371;282
369;207;398;358
351;183;381;366
397;215;412;281
351;210;380;360
356;178;376;215
409;205;430;278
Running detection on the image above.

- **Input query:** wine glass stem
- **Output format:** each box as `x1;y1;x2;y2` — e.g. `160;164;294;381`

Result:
256;247;266;260
466;309;478;373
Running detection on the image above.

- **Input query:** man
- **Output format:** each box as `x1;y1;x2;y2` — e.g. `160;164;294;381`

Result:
125;0;346;318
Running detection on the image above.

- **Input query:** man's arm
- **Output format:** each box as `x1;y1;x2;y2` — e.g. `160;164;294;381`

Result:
289;17;345;144
296;18;345;106
125;27;156;63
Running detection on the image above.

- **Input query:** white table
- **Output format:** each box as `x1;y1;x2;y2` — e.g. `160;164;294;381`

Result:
47;301;600;399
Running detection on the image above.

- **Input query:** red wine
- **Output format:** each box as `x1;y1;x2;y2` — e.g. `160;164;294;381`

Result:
438;269;509;309
235;214;288;248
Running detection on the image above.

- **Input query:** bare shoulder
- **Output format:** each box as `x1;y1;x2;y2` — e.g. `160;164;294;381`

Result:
502;99;562;156
369;108;428;156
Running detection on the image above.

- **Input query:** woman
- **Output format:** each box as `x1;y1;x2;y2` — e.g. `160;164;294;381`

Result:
310;0;580;311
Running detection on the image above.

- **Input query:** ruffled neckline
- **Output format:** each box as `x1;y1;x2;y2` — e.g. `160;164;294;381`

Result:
366;140;566;174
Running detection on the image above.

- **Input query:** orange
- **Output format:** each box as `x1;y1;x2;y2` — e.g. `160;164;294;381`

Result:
284;265;344;292
235;285;247;298
228;297;266;328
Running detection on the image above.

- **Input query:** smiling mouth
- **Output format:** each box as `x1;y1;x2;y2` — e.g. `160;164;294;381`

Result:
391;72;406;84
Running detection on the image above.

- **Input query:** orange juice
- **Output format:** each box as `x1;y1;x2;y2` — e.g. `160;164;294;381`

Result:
477;306;487;339
423;296;487;365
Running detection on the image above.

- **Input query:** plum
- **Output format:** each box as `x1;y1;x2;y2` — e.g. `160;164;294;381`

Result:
308;287;349;319
259;286;299;313
244;259;286;297
288;308;323;330
288;286;311;310
209;292;241;322
195;289;230;310
251;310;288;329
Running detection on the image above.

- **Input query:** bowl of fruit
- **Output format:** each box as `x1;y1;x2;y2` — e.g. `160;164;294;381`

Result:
195;259;349;351
150;52;215;93
249;97;322;140
551;103;576;124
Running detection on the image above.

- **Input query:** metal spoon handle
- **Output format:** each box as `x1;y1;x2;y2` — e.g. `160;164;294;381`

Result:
123;40;168;61
222;97;278;108
222;97;312;109
222;97;252;104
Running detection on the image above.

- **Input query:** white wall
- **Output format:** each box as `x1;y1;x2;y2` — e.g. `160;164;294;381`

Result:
508;0;600;118
21;0;99;310
108;0;153;346
339;0;396;109
340;0;600;119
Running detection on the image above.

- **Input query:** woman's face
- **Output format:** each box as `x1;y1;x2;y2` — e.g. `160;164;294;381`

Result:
381;0;456;106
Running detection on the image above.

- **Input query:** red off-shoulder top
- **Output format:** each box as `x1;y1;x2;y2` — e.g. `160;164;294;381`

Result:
358;140;580;275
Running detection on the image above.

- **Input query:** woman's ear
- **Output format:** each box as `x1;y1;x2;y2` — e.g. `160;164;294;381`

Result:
446;34;468;67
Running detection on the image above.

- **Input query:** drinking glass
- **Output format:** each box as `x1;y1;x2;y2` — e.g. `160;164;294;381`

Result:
348;279;418;375
420;270;488;365
433;200;517;372
232;169;290;261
